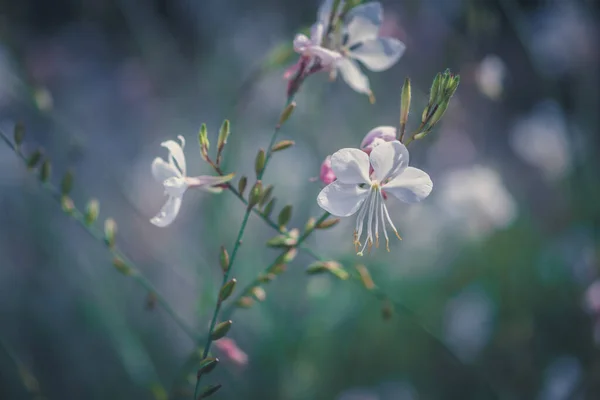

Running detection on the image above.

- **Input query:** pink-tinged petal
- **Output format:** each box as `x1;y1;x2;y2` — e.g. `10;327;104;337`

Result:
214;338;248;367
360;126;397;150
293;34;311;53
151;157;180;182
349;37;406;71
317;181;368;217
383;166;433;203
150;196;182;227
319;156;337;185
186;174;234;188
160;137;186;176
330;148;370;184
308;46;342;66
344;2;383;47
337;58;371;95
370;140;409;182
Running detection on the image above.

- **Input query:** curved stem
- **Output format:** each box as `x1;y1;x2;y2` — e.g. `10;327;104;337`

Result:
0;129;199;343
193;96;296;399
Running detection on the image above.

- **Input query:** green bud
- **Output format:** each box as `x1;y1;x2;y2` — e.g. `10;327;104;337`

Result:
251;286;266;301
306;261;348;280
104;218;117;248
269;263;287;275
258;185;274;208
219;246;230;273
428;100;449;127
198;384;222;399
217;120;230;152
113;257;133;276
277;205;293;228
400;77;411;129
254;149;266;177
237;176;247;196
316;218;340;229
304;217;316;232
198;123;210;161
84;199;100;226
197;357;219;377
61;196;74;215
60;170;74;196
306;262;328;275
248;181;263;209
278;102;296;126
13;122;25;148
266;234;297;248
236;296;255;308
281;248;297;264
219;279;236;301
210;320;232;340
39;160;51;182
263;198;276;217
26;149;43;170
271;140;295;152
429;72;442;106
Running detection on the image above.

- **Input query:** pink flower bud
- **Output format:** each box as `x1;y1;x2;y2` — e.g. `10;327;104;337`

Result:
320;156;336;185
360;126;397;154
214;338;248;367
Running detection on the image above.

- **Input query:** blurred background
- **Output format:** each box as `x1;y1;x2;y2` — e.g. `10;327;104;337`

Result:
1;0;599;399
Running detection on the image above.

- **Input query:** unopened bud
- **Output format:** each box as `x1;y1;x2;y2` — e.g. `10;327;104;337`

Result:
61;170;74;196
400;77;411;130
210;320;232;340
251;286;266;301
277;205;293;228
198;384;222;399
84;199;100;226
278;102;296;126
13;122;25;148
198;123;210;161
113;257;133;276
197;357;219;377
263;198;276;217
39;160;51;182
219;246;230;273
219;279;236;301
104;218;117;248
259;185;274;208
271;140;295;152
316;218;340;229
237;176;247;196
61;196;74;215
217;120;230;152
26;149;43;170
248;181;263;209
236;296;255;308
254;149;266;177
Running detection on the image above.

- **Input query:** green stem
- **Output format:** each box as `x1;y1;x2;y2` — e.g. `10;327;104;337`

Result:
193;96;296;399
0;129;199;343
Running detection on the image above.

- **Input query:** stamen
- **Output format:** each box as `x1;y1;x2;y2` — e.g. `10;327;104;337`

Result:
366;190;376;253
378;191;391;252
373;192;380;248
382;201;402;242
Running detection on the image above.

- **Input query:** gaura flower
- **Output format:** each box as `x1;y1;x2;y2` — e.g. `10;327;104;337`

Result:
317;140;432;255
360;125;397;154
292;23;342;68
150;136;234;227
334;2;406;102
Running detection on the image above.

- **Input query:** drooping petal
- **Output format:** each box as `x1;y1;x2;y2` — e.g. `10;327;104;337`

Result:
383;166;433;203
163;176;188;198
317;181;368;217
349;37;406;71
360;126;397;150
150;195;183;227
152;157;180;182
310;22;325;45
337;58;371;95
370;140;409;182
161;137;186;176
330;148;371;184
344;2;383;47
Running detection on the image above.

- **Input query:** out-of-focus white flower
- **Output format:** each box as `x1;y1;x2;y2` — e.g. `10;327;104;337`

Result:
317;140;432;255
510;100;572;181
437;166;517;239
150;136;233;227
359;126;397;153
538;356;582;400
475;54;507;100
214;338;248;367
443;285;494;362
334;2;406;101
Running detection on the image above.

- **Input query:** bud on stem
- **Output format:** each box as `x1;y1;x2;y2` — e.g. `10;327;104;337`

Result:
399;77;411;142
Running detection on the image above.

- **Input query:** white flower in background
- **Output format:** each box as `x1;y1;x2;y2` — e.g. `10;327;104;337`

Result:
475;54;507;100
437;166;517;239
510;100;572;181
150;136;233;227
334;2;406;102
317;140;432;255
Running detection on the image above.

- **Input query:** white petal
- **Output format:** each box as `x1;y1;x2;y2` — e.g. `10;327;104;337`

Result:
330;147;371;184
360;126;397;149
161;139;186;176
349;37;406;71
317;181;368;217
294;33;311;53
337;58;371;95
344;2;383;47
383;167;433;203
310;22;324;45
317;0;334;24
150;196;183;227
152;157;180;182
308;46;342;66
370;141;409;182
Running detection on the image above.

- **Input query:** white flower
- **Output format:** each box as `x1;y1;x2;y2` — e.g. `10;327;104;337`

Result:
317;140;432;255
334;2;406;101
150;136;233;227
